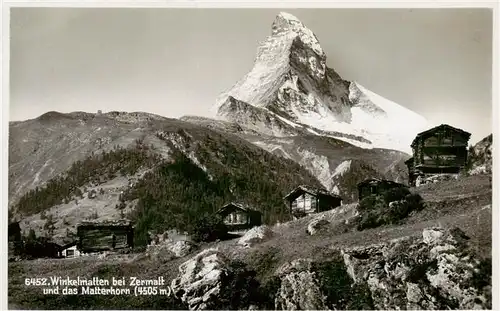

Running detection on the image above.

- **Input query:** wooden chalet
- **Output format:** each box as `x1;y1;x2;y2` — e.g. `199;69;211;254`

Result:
215;203;262;232
284;185;342;218
77;221;134;253
406;124;471;186
357;178;408;201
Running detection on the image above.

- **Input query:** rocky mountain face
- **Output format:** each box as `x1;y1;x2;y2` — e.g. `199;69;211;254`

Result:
213;12;428;153
468;134;492;175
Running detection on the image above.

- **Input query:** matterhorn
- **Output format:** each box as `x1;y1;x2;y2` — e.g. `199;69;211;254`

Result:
213;12;428;153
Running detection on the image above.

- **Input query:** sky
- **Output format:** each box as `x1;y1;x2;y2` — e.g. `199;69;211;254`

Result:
9;8;493;144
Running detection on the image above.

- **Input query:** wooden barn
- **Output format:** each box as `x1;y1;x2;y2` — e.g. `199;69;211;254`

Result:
357;178;409;201
77;221;134;253
215;203;262;233
8;222;23;257
406;124;471;186
284;185;342;218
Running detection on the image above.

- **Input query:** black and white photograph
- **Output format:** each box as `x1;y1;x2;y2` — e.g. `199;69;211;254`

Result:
4;3;497;310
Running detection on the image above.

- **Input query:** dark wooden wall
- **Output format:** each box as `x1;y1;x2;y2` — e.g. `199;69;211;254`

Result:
414;129;469;168
77;226;133;252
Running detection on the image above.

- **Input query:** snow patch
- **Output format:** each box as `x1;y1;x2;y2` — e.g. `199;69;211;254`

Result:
332;185;340;195
296;148;333;190
252;141;292;160
32;160;52;185
164;132;213;180
333;160;352;177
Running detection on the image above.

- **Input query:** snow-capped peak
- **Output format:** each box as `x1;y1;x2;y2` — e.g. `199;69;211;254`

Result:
213;12;428;154
333;160;352;177
276;12;302;23
271;12;325;56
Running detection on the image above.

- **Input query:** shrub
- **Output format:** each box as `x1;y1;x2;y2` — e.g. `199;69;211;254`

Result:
358;194;386;212
292;209;307;219
383;186;411;203
189;215;228;243
404;193;424;212
470;257;492;290
355;193;424;231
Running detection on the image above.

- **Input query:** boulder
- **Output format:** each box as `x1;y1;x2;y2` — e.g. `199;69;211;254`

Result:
170;240;194;257
416;174;459;187
340;227;490;310
306;217;329;235
170;248;230;310
238;225;274;247
422;227;445;245
146;234;195;262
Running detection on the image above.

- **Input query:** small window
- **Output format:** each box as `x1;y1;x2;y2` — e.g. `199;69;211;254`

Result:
66;249;75;257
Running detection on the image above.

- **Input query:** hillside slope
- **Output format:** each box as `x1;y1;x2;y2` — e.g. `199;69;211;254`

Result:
8;174;492;310
9;111;322;245
182;115;410;198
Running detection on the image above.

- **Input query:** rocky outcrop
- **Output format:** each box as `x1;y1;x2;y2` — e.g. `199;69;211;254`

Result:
147;231;195;262
341;227;491;310
274;258;329;310
468;134;492;175
238;225;274;247
416;174;459;187
170;248;230;310
169;226;489;310
306;216;329;235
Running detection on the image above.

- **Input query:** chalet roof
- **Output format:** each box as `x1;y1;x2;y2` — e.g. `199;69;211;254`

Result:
61;241;78;250
78;220;133;227
216;202;261;215
357;178;383;186
77;220;133;229
283;185;341;202
46;242;62;249
411;124;471;147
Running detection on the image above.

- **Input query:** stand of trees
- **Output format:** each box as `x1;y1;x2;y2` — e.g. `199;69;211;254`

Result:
15;143;161;216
